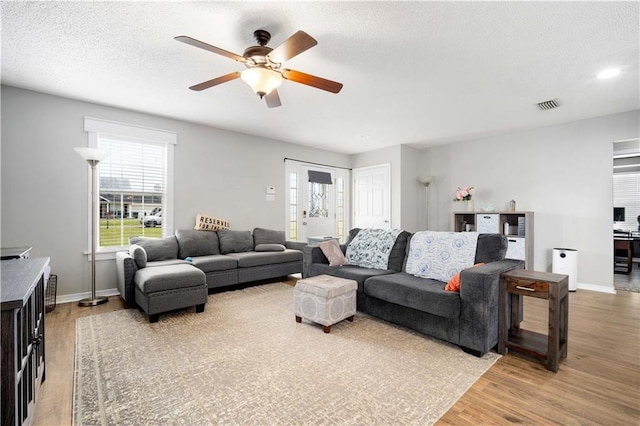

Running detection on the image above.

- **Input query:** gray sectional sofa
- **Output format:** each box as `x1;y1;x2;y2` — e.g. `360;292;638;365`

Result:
116;227;304;321
303;229;523;356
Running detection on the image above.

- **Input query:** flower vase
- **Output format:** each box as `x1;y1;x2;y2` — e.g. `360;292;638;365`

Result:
466;199;474;212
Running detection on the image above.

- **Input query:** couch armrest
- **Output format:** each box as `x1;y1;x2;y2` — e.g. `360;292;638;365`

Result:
286;241;307;251
302;245;330;277
115;251;139;304
458;259;524;354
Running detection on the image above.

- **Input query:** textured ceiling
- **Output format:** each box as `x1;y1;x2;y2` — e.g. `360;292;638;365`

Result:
2;1;638;154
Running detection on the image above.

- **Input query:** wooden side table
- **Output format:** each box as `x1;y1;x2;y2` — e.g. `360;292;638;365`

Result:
498;269;569;372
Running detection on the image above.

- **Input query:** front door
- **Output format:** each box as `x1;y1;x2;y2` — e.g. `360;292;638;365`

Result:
299;166;336;241
285;160;350;243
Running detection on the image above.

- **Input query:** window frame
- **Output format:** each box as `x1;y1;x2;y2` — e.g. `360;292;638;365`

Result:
83;117;176;260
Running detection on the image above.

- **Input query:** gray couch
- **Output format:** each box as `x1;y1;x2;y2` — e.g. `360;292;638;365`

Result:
116;228;305;320
303;229;523;356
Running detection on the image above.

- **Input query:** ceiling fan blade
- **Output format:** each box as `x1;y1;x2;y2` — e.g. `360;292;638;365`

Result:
189;72;241;91
175;35;245;63
282;69;343;94
265;89;282;108
267;31;317;64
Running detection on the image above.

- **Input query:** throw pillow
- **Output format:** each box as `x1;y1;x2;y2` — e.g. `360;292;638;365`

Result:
255;243;286;252
217;230;254;254
445;263;485;292
129;244;147;268
253;228;286;246
194;213;230;231
405;231;479;282
318;239;348;266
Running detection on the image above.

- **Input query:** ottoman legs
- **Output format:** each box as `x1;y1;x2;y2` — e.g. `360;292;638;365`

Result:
295;314;355;333
196;303;205;313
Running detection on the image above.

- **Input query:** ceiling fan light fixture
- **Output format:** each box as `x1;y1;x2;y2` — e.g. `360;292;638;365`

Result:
241;67;282;98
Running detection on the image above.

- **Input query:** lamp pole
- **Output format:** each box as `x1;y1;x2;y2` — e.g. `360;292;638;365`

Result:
75;148;109;307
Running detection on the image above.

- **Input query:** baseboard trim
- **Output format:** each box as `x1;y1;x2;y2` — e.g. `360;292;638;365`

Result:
576;282;617;294
56;288;120;305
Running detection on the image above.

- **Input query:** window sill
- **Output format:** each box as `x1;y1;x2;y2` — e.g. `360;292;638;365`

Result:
84;246;127;261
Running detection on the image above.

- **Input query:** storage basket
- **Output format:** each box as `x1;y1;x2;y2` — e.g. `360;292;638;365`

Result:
45;274;57;312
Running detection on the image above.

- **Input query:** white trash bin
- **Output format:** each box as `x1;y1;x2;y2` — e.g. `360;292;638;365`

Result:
552;248;578;291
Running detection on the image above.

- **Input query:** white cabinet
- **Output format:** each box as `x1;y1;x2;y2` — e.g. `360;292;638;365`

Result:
454;211;534;269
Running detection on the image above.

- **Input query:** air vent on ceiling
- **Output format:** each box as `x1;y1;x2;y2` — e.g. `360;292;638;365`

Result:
536;99;559;111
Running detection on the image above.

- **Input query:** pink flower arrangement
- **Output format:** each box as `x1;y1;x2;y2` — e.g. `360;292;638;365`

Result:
453;186;474;202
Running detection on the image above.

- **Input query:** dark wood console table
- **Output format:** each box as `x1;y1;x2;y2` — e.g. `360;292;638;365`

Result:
498;269;569;372
1;257;49;425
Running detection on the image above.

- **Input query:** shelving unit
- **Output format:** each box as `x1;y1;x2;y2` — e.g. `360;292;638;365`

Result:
453;211;534;269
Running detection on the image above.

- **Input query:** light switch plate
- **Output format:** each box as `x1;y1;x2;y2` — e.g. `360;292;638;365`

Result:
266;186;276;194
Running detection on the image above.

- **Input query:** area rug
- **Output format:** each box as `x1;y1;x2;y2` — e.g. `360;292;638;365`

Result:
73;283;499;425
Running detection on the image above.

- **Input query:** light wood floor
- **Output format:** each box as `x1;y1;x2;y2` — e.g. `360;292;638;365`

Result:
35;278;639;425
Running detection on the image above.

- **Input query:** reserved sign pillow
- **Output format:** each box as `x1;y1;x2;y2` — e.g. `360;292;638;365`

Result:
194;213;230;232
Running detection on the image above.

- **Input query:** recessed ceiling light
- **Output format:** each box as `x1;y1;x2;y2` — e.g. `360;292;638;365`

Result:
597;68;621;79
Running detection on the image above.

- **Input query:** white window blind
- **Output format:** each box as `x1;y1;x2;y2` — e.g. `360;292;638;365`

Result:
613;171;640;232
97;137;167;247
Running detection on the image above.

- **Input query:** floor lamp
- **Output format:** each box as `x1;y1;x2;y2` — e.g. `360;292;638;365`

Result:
418;176;434;230
75;147;109;307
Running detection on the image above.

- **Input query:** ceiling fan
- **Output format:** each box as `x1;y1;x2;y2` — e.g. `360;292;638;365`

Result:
175;29;343;108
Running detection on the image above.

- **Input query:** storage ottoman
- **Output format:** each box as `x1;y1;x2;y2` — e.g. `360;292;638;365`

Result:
134;264;207;323
294;274;357;333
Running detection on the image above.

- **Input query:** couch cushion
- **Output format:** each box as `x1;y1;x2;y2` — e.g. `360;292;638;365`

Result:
217;230;254;254
387;231;411;272
129;236;179;261
190;254;237;273
175;229;220;258
135;264;205;293
307;264;396;292
364;272;461;318
226;249;303;268
405;231;479;282
253;228;286;246
475;234;508;264
346;228;404;270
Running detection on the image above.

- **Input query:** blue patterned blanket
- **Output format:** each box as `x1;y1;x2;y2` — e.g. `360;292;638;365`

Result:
405;231;479;282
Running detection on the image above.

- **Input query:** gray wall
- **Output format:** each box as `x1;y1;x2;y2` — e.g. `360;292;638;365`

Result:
3;85;636;296
1;85;350;297
425;110;640;291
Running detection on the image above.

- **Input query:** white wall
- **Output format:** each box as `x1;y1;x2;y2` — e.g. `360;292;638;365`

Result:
426;110;640;292
400;145;423;233
1;86;350;297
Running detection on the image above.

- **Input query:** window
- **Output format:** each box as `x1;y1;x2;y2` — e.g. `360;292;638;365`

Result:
613;172;640;232
289;172;298;241
84;118;176;253
336;177;345;241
